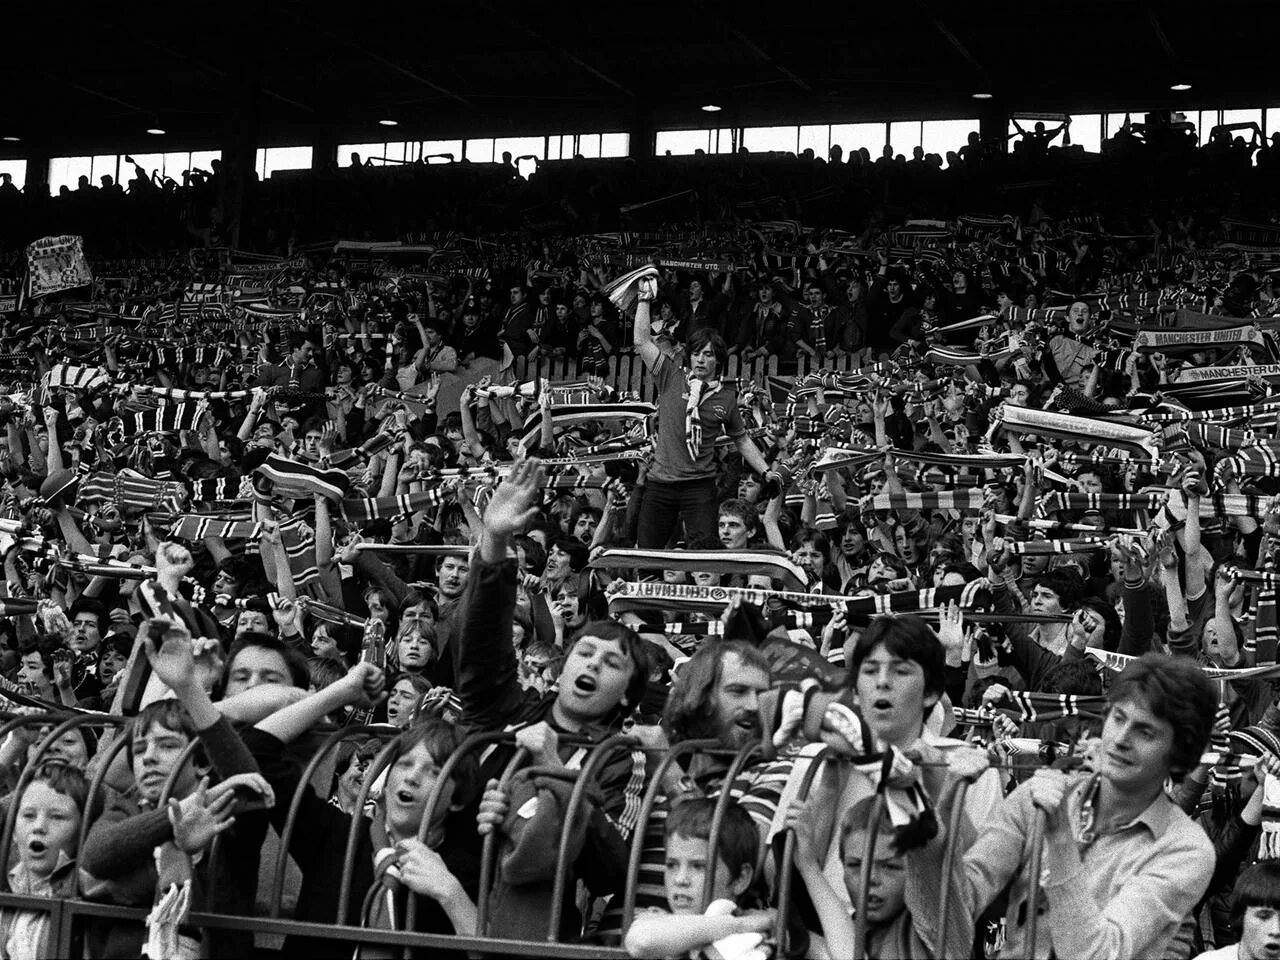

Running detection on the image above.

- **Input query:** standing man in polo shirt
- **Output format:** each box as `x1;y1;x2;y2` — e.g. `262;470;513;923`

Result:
632;269;776;550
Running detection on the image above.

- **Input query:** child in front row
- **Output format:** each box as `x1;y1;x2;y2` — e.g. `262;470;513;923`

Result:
1196;860;1280;960
0;763;87;960
625;799;774;959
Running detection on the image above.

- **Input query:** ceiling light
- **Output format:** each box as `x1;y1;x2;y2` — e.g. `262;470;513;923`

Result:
701;104;721;113
1;136;19;142
378;119;398;127
1170;82;1192;91
972;92;993;100
145;127;166;136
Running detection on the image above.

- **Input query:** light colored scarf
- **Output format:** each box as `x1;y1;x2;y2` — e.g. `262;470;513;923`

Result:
684;374;720;461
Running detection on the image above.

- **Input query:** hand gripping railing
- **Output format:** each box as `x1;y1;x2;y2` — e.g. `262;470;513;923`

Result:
268;723;400;918
337;734;407;924
402;728;519;942
620;738;721;933
852;792;887;960
476;746;533;935
700;742;762;912
546;733;639;940
770;747;831;955
930;779;970;960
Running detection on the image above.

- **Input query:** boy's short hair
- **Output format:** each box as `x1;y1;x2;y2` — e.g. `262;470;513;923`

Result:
307;656;346;691
563;620;650;714
665;798;758;884
1231;859;1280;925
717;498;758;531
125;699;201;767
398;719;480;809
25;761;89;814
1108;653;1216;778
849;615;945;702
226;632;311;690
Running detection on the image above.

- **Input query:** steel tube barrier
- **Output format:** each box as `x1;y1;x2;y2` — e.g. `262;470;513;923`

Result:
931;779;970;960
157;738;204;805
0;713;119;885
337;734;406;923
852;792;886;960
546;733;639;940
770;747;831;955
402;728;518;944
700;742;762;911
268;723;400;918
620;738;721;933
476;746;533;936
1026;806;1048;954
41;896;634;959
76;723;131;897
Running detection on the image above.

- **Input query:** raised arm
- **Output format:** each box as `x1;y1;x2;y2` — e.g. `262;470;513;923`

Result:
458;459;545;730
632;276;662;372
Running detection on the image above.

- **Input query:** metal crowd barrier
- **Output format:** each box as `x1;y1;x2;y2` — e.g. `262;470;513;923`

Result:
0;706;1059;959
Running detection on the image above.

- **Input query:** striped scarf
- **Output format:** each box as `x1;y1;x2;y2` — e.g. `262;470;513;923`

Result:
45;364;109;393
76;469;188;515
590;547;808;592
116;403;204;437
684;375;718;460
255;455;350;502
859;490;988;512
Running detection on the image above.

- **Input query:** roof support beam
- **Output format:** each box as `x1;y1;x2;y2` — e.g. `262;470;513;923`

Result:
728;29;813;93
475;3;635;99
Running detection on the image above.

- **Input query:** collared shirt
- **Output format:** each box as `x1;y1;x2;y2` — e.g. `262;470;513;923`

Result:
649;356;745;483
963;771;1214;959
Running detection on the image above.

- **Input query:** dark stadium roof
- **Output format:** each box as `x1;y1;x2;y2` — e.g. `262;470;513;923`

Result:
4;0;1279;155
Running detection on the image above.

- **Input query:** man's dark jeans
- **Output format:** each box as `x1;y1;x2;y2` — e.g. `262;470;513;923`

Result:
635;476;719;550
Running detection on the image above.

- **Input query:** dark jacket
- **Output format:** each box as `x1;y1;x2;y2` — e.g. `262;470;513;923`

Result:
455;557;639;903
242;726;480;959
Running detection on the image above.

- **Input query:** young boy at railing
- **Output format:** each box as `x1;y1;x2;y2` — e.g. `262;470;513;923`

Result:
1195;859;1280;960
79;621;273;958
237;661;481;959
624;798;775;960
781;763;983;960
0;762;86;960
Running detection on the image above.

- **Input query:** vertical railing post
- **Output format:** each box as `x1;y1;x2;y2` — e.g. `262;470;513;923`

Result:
699;743;761;911
771;748;830;955
546;734;637;940
1026;806;1048;955
931;780;970;960
475;747;532;936
269;724;399;918
620;739;720;933
337;735;406;924
402;730;517;940
853;793;886;960
76;727;131;896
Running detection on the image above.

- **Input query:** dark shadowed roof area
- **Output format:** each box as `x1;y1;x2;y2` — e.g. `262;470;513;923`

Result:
3;0;1278;154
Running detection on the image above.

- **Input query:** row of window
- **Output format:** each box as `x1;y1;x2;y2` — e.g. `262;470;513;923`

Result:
656;109;1280;159
337;133;630;166
6;109;1279;194
33;148;316;195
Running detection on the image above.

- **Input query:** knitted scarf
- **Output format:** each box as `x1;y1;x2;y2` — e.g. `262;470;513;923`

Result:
590;547;809;592
685;375;720;461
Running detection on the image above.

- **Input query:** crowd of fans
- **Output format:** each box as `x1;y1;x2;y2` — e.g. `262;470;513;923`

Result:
0;115;1278;959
